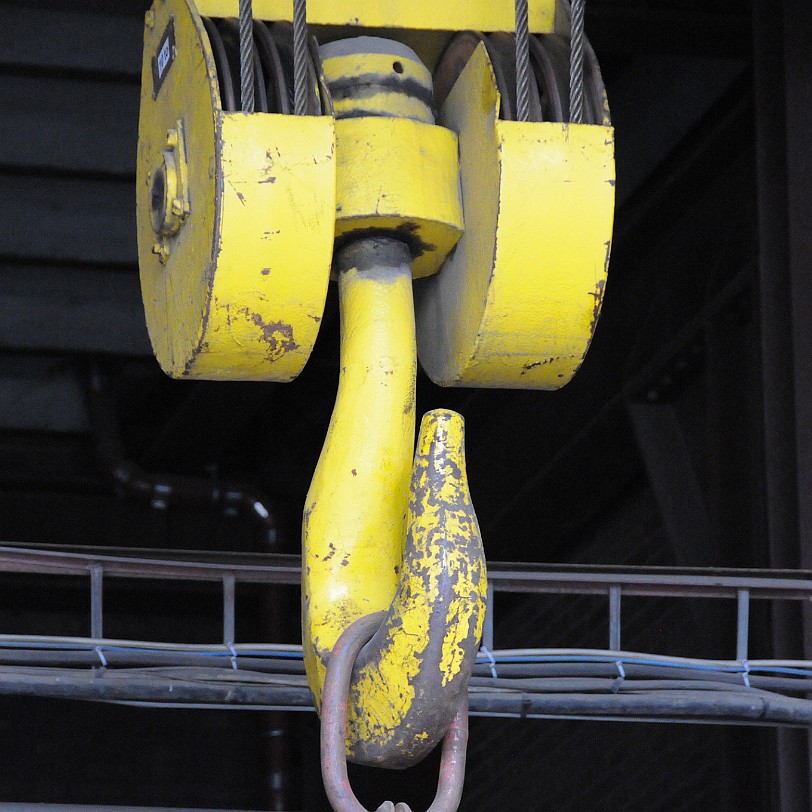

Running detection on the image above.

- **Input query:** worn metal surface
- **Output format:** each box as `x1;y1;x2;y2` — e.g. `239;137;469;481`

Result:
321;613;468;812
302;238;415;703
415;42;615;389
347;409;486;766
302;239;486;767
193;0;557;34
137;0;335;380
322;39;464;279
321;38;436;124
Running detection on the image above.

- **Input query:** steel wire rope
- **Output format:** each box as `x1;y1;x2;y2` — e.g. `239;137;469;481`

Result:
569;0;585;122
514;0;531;121
239;0;255;111
293;0;308;115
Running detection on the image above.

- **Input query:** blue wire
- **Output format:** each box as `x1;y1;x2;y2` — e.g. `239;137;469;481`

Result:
3;637;812;679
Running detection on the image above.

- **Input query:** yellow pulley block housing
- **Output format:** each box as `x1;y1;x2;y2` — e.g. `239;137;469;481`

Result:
136;0;335;380
416;39;615;389
135;0;615;785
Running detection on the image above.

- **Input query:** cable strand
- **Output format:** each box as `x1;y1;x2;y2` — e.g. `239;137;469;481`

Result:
569;0;585;123
239;0;255;112
514;0;531;122
293;0;309;115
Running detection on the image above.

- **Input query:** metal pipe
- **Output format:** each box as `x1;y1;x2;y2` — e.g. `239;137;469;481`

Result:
86;371;277;545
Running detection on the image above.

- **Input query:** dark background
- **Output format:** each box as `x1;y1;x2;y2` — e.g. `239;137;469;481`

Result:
1;0;811;809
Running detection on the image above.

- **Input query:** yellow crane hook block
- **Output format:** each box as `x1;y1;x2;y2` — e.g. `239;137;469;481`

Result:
416;41;615;389
136;0;335;380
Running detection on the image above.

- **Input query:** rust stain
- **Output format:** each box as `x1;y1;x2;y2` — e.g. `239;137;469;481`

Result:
351;468;357;477
238;307;299;361
259;149;277;185
588;276;607;336
260;268;271;276
520;358;559;375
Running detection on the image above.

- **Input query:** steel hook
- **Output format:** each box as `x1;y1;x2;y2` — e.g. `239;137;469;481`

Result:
321;612;469;812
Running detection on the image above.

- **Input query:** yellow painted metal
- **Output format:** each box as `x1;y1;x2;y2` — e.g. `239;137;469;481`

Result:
137;0;335;381
302;250;416;704
321;49;434;123
193;0;556;34
333;118;463;279
302;240;486;765
349;408;487;767
415;42;615;389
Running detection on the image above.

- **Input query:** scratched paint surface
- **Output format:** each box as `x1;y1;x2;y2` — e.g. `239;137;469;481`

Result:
303;257;416;706
415;42;616;390
194;0;557;34
302;250;486;768
349;409;486;768
137;0;336;381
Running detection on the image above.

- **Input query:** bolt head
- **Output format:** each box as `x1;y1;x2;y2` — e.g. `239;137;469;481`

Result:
151;241;170;264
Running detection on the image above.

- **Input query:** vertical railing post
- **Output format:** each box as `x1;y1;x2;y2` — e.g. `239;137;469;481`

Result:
736;588;750;663
223;573;236;645
90;565;104;640
482;582;495;651
609;585;622;651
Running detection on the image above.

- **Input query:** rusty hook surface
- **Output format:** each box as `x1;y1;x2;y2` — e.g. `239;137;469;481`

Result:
321;612;469;812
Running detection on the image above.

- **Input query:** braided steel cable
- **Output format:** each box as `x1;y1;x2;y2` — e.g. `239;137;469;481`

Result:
514;0;531;122
569;0;585;123
293;0;309;115
239;0;255;112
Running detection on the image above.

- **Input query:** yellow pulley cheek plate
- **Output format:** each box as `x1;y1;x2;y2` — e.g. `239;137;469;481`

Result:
137;0;336;381
415;42;615;390
194;0;557;36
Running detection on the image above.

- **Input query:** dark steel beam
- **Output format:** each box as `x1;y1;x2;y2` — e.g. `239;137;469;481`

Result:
753;0;812;806
3;543;812;601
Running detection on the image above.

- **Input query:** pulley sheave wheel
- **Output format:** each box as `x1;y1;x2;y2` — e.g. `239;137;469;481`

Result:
433;27;609;124
202;16;326;114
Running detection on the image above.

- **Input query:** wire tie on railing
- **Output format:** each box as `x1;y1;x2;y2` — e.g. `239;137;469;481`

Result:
741;659;751;688
611;660;626;693
227;642;239;671
481;646;498;679
94;646;107;669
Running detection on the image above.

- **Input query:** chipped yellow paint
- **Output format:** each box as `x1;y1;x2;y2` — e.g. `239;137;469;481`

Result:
321;50;435;124
347;409;487;766
302;255;416;702
193;0;556;34
302;244;486;767
415;42;616;389
333;117;464;279
137;0;335;381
